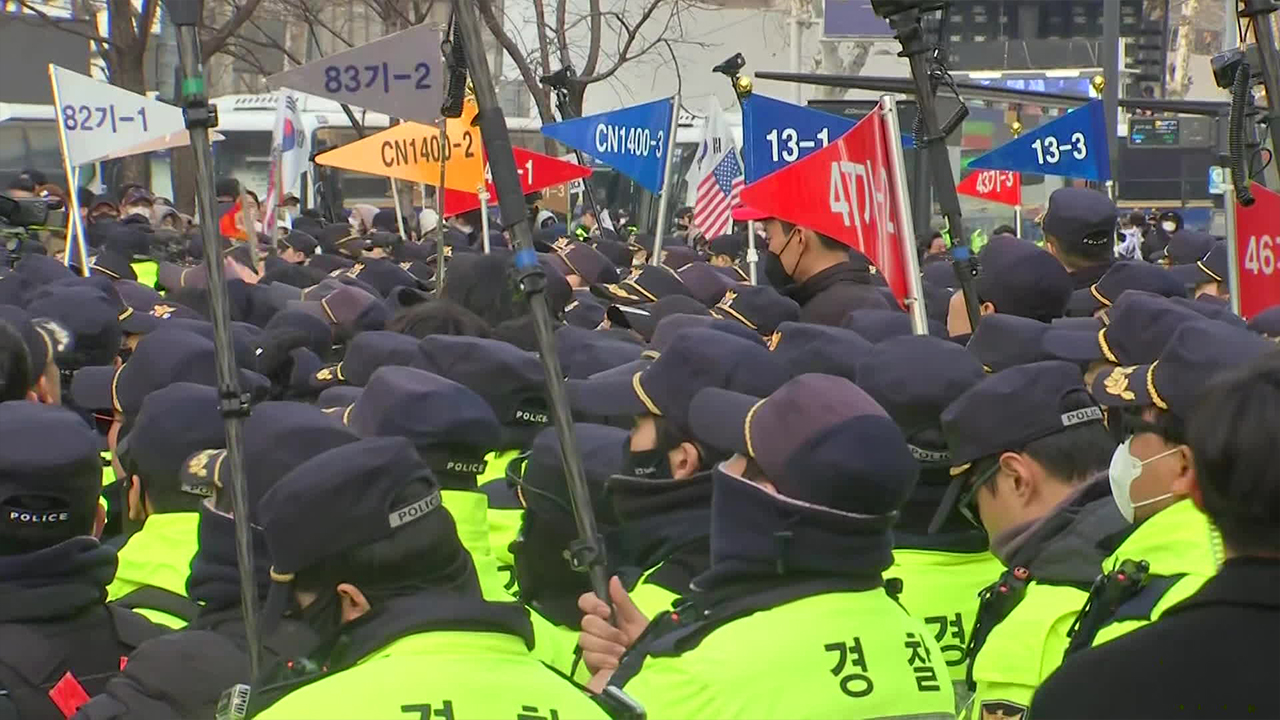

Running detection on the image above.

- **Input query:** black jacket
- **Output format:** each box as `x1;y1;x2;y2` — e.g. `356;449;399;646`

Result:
784;262;895;327
0;539;167;720
1031;557;1280;719
1066;261;1112;291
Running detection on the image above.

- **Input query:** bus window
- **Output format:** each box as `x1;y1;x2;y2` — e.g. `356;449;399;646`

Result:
211;130;272;195
0;122;65;188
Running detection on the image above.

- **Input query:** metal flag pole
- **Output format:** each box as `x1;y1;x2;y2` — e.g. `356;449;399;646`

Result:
1014;205;1022;235
450;0;611;606
882;95;928;335
649;94;681;266
746;220;759;284
435;116;448;294
542;70;606;234
163;0;260;680
479;184;491;253
1222;157;1243;316
390;178;409;238
47;67;90;277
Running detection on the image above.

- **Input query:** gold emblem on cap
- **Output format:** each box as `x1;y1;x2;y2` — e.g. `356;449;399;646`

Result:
399;261;413;271
720;290;738;306
1103;365;1137;401
186;449;219;479
347;263;365;277
443;246;454;258
328;268;345;277
552;238;572;252
315;365;339;382
151;304;177;319
767;330;782;351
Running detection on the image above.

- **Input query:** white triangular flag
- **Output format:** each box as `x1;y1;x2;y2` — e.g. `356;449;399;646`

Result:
265;25;444;123
48;65;188;166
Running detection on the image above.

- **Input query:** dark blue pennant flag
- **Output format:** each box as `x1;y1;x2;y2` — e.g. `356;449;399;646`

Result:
540;97;675;194
966;99;1111;182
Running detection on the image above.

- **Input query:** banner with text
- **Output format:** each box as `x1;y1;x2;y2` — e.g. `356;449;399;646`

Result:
739;112;908;302
957;169;1022;207
540;97;674;194
1236;183;1280;318
266;25;444;123
966;100;1110;182
49;65;187;166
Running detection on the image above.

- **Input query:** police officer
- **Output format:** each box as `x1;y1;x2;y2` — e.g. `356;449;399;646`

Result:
582;373;956;718
945;235;1072;338
250;437;608;719
506;422;627;675
1038;187;1116;291
1032;353;1280;719
857;335;1003;707
744;205;895;325
339;365;512;602
939;361;1123;719
0;307;66;404
273;230;318;268
106;383;228;627
0;402;166;719
568;328;790;618
1058;321;1275;654
74;402;354;720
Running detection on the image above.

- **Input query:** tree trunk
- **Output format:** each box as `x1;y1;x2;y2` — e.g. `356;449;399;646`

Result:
110;54;151;191
170;146;198;216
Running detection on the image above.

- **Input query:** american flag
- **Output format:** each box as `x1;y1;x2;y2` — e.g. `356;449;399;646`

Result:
693;150;744;238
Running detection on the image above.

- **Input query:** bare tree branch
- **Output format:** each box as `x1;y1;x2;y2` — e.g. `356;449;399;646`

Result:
555;0;569;69
202;0;266;60
475;0;555;122
582;0;602;75
12;0;114;46
578;0;667;84
531;0;552;77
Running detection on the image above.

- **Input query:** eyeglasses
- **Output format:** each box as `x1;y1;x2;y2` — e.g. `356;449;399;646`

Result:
956;461;1001;528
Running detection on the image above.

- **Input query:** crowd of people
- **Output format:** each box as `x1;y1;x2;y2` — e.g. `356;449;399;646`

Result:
0;166;1276;720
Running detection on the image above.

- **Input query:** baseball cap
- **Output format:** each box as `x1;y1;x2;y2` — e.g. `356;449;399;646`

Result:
563;291;608;330
975;235;1073;322
1068;260;1187;316
708;234;745;258
1042;291;1205;365
288;284;387;340
767;321;872;383
70;328;268;415
648;313;766;352
513;423;625;524
660;246;700;271
310;330;423;390
1041;187;1116;253
0;306;64;376
259;437;448;580
1248;306;1280;338
965;314;1055;372
1155;229;1216;265
89;250;138;282
730;203;769;222
841;309;947;342
0;403;101;548
180;402;359;519
552;241;619;286
416;335;549;441
675;261;739;307
941;360;1105;468
279;230;319;256
568;327;790;433
1169;241;1228;289
710;285;800;335
592;265;693;306
1089;320;1275;417
345;366;503;473
857;335;985;466
607;295;709;342
689;373;917;517
116;383;226;504
555;325;646;380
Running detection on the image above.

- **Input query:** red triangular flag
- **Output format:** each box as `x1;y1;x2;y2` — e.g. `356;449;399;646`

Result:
440;147;592;216
956;169;1021;207
739;110;909;303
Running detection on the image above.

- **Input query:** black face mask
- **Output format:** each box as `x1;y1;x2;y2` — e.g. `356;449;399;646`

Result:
764;229;800;288
623;445;672;480
292;588;346;659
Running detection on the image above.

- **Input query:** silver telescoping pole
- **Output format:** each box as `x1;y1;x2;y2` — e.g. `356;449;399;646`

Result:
163;0;261;680
881;94;928;335
648;94;681;266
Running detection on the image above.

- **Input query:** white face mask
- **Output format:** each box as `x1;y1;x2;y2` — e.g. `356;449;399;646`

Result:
286;206;300;219
1161;221;1177;233
1108;437;1181;523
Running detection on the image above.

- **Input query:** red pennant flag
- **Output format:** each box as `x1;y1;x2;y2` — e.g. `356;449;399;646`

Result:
440;147;592;216
1235;182;1280;318
739;111;909;303
956;169;1021;207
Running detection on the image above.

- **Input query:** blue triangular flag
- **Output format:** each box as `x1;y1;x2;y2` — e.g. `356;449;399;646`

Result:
541;97;675;194
742;94;856;183
742;94;915;182
967;100;1111;182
